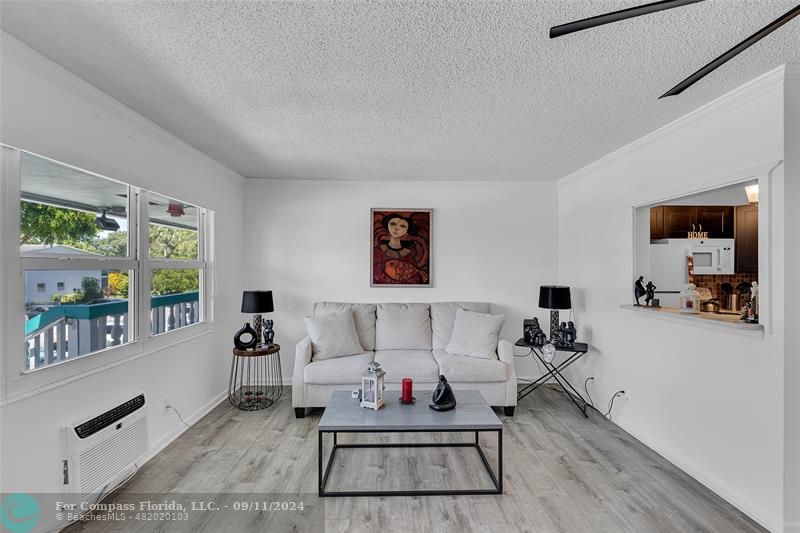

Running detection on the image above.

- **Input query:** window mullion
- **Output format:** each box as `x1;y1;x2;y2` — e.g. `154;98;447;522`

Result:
138;190;151;342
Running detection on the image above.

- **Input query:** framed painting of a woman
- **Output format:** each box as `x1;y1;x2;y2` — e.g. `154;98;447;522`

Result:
371;209;432;287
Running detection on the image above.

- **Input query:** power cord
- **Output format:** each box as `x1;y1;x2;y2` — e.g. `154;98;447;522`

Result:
605;390;626;418
43;463;140;533
166;404;191;429
583;377;595;408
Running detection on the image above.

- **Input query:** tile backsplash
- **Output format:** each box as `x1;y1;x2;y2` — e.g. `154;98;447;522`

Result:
693;273;758;300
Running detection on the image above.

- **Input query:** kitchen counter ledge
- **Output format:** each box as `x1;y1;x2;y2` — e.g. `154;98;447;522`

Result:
621;305;764;333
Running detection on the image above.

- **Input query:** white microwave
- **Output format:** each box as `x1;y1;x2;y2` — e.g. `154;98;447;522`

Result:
691;239;735;275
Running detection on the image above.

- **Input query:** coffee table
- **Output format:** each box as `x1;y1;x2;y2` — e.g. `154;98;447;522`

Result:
318;390;502;497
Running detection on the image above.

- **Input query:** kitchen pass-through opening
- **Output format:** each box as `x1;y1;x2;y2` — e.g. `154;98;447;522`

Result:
633;178;761;325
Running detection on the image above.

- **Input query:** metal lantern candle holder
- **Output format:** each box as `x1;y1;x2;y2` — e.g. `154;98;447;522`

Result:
361;361;385;410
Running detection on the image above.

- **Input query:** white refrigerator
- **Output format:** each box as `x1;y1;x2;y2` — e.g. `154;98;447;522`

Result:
648;240;693;308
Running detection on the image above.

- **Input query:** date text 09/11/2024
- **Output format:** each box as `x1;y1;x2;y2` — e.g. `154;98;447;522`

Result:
55;500;307;512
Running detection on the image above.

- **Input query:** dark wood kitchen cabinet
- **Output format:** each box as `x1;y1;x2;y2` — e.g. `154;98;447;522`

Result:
697;206;734;238
650;206;665;239
735;204;758;273
663;206;698;238
650;205;734;239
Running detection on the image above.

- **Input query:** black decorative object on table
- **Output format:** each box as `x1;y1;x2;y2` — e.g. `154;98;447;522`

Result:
523;317;547;346
241;290;275;346
558;321;578;348
634;276;646;306
233;322;257;350
539;285;572;341
515;338;590;417
429;375;456;411
645;281;659;307
263;319;275;345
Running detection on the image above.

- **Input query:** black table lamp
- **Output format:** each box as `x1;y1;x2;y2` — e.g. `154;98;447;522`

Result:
539;286;571;341
241;290;274;346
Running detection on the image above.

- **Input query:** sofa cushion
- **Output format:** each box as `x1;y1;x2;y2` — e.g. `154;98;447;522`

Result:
305;310;364;361
430;302;491;350
445;308;505;359
375;303;432;350
433;350;507;383
314;302;377;351
374;350;440;383
304;352;375;384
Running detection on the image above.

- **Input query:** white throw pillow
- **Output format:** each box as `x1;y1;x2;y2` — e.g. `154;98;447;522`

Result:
445;308;505;359
304;310;365;361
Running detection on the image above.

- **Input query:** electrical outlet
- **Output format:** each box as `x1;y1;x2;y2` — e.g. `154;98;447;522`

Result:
162;398;171;412
619;391;629;401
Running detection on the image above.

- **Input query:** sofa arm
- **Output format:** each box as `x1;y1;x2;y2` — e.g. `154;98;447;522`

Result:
498;338;518;407
292;337;313;406
497;338;515;366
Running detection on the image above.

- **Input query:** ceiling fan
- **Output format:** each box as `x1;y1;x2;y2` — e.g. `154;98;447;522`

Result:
550;0;800;98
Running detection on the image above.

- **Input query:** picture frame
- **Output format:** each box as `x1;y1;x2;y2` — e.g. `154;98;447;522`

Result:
370;208;432;287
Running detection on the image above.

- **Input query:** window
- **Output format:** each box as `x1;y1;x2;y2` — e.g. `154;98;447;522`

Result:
146;192;205;335
10;148;213;373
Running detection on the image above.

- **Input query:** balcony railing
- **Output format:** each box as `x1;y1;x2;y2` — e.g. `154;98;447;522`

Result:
24;291;200;371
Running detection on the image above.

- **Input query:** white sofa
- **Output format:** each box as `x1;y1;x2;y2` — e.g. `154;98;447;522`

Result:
293;302;517;417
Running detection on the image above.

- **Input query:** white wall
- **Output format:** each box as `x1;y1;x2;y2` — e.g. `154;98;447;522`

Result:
0;33;245;508
782;68;800;533
557;67;789;532
242;179;558;380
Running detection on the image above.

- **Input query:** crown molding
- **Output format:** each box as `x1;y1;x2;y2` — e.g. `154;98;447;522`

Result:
0;32;244;185
558;64;789;186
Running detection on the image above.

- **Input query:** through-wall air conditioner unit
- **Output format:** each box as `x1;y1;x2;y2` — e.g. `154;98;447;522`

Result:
62;392;149;504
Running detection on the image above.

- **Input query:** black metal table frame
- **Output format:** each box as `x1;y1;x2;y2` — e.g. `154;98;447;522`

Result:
318;428;502;497
517;346;589;417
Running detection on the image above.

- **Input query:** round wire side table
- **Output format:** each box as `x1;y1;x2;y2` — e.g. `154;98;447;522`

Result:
229;344;282;411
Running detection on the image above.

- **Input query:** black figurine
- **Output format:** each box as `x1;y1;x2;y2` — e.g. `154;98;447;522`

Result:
524;317;547;346
263;319;275;345
634;276;646;306
563;321;577;346
645;281;657;307
429;375;456;412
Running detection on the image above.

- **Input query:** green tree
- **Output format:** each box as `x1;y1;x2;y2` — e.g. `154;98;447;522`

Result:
84;231;128;256
152;270;199;295
20;202;98;245
149;225;197;258
81;277;103;303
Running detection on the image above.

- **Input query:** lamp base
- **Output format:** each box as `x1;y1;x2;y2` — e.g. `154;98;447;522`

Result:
549;310;559;342
253;314;263;345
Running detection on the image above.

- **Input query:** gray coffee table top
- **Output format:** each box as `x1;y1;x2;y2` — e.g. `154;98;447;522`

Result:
318;390;502;431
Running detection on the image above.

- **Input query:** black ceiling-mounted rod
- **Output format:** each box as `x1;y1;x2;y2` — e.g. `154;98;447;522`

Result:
549;0;705;39
661;3;800;98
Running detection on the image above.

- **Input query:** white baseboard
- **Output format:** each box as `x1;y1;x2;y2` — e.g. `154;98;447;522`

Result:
142;389;227;466
611;416;781;533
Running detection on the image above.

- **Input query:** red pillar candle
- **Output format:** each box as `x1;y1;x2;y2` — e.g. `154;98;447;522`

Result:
401;378;413;403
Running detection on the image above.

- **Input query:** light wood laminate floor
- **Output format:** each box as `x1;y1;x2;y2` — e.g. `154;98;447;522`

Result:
67;386;766;533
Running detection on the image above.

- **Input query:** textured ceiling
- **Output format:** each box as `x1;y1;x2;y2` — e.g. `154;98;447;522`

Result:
1;1;798;181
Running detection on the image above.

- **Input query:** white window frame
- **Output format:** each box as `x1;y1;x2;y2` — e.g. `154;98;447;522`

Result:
141;190;209;338
1;145;215;398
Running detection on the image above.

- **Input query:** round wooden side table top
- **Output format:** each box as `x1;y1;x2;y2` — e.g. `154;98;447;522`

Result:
232;343;281;357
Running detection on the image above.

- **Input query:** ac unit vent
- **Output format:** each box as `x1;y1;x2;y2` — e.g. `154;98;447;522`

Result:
78;416;147;497
74;394;145;439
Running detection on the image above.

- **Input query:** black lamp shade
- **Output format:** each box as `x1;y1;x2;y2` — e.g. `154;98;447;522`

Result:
241;290;274;313
539;286;571;310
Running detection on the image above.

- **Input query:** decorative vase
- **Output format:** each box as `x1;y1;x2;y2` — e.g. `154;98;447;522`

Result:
234;322;257;350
